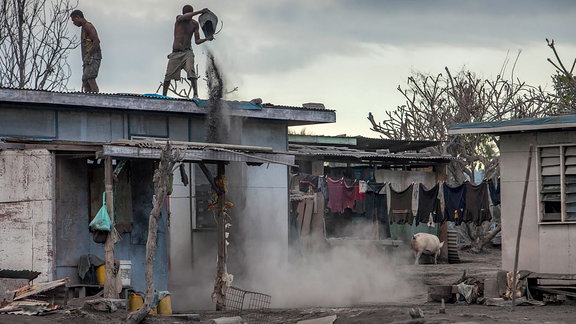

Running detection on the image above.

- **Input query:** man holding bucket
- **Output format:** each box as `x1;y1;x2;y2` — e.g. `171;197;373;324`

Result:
162;5;214;98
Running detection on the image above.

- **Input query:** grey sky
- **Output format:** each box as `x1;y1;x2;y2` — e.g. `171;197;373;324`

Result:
69;0;576;136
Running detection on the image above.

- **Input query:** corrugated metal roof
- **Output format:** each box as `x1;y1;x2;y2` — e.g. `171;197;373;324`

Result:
289;144;454;164
0;86;334;112
288;135;440;153
355;137;441;153
448;114;576;135
101;139;296;166
0;87;335;127
0;269;41;280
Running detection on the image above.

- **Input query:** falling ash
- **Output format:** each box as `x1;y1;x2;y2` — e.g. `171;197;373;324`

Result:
205;50;229;144
178;50;416;311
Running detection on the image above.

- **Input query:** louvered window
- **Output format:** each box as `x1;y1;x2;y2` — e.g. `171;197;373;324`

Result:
538;145;576;223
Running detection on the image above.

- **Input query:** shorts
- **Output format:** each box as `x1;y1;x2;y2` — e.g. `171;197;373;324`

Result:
82;58;101;81
164;50;196;81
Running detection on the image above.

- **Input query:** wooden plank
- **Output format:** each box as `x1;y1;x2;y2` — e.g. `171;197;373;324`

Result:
528;273;576;280
326;238;404;247
300;198;314;236
296;201;306;234
531;286;576;298
310;193;326;239
100;145;295;166
113;139;274;152
13;278;69;300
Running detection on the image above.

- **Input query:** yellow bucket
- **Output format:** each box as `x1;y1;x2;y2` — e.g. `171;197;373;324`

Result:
95;265;106;286
128;293;144;311
157;295;172;315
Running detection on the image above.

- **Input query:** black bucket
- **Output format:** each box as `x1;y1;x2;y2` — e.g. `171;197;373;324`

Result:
199;10;218;39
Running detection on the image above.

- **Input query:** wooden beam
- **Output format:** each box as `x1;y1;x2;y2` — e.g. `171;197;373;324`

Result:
103;156;118;298
528;273;576;280
214;162;227;311
100;145;295;166
113;139;274;153
531;286;576;298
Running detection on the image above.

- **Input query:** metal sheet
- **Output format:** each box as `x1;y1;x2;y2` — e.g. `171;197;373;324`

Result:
100;145;295;166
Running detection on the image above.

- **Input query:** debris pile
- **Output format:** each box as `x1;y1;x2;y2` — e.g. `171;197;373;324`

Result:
0;275;68;316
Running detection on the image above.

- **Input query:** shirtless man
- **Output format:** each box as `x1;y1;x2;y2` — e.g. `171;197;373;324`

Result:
70;9;102;93
162;5;214;98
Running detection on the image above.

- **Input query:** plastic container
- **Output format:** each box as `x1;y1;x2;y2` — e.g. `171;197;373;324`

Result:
95;265;106;286
199;10;218;38
128;292;144;311
119;260;132;287
157;294;172;314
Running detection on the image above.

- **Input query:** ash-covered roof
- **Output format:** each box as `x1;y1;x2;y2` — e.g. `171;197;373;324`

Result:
0;87;335;126
448;114;576;135
288;134;441;153
289;143;454;165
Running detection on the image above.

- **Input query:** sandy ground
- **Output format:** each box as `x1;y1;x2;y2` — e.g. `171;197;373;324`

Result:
1;246;574;323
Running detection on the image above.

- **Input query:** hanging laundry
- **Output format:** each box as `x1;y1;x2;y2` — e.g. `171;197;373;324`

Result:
326;177;356;213
362;182;389;234
464;182;492;225
376;186;390;239
318;176;328;199
488;178;501;206
298;174;320;193
326;177;345;213
364;183;384;221
352;180;367;214
443;183;466;225
358;180;368;194
416;183;441;226
343;178;357;211
389;183;414;224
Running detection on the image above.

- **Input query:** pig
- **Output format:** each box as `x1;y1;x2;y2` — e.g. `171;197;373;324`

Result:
411;232;444;265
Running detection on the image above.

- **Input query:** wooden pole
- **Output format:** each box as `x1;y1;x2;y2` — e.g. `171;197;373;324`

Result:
103;156;117;298
512;144;533;309
214;162;227;310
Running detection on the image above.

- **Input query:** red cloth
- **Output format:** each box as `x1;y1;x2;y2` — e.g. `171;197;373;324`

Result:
326;177;357;213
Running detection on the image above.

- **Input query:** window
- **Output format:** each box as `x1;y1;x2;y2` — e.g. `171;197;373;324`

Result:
193;164;218;230
538;145;576;223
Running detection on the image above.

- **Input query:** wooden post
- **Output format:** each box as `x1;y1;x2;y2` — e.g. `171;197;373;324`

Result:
103;156;117;298
214;162;227;310
512;144;533;309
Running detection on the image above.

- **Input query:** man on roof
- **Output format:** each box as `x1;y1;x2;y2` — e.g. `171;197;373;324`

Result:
70;9;102;93
162;5;214;98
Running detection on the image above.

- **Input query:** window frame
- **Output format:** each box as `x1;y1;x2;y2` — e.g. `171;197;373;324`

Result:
191;163;218;231
537;144;576;224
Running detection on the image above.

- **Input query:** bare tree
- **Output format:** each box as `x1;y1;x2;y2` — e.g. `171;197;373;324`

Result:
0;0;79;90
127;143;181;324
368;64;557;252
368;65;553;183
547;39;576;112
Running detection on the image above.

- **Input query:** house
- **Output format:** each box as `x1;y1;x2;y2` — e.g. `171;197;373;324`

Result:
0;87;335;310
448;115;576;274
288;134;455;257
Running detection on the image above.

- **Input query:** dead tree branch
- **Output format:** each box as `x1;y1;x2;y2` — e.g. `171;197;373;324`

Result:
127;142;181;324
0;0;79;90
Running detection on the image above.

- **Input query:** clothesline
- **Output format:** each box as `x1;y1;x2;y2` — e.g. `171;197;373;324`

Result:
292;173;499;227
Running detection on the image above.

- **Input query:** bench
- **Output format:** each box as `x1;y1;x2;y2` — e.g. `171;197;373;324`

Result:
64;284;103;305
64;284;134;306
